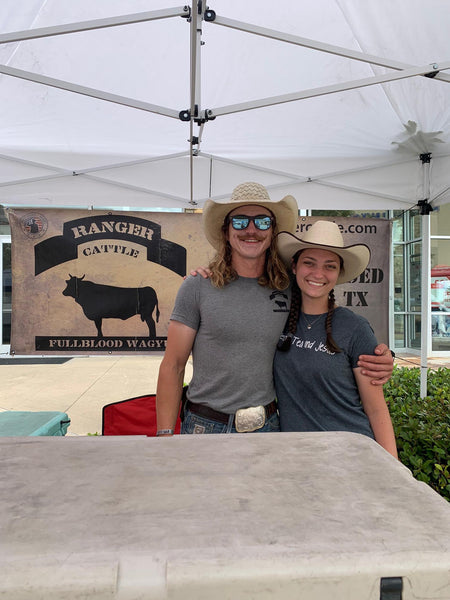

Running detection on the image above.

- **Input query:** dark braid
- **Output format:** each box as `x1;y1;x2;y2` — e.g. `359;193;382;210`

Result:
325;288;341;353
287;280;301;336
277;277;301;351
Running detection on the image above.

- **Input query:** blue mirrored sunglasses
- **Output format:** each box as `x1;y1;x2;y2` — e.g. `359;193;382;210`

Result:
229;215;274;231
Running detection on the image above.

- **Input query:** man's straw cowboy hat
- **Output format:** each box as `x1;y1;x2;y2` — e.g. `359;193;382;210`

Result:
203;182;298;250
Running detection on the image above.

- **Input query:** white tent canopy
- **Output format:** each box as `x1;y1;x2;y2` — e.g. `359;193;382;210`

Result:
0;0;449;211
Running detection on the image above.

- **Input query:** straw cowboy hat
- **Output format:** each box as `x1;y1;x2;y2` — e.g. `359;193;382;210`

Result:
203;182;298;250
277;220;370;284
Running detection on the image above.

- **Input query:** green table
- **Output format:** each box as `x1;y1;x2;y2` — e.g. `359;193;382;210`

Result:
0;411;70;436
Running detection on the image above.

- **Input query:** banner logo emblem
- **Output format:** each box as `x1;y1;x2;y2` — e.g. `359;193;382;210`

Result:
20;213;48;239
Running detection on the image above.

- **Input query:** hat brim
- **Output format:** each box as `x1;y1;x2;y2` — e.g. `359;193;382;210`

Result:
277;231;370;284
203;195;298;250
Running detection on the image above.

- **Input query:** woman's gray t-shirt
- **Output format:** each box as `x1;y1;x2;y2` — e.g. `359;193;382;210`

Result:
274;306;377;438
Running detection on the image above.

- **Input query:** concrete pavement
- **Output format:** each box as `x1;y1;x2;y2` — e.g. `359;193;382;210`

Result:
0;355;192;435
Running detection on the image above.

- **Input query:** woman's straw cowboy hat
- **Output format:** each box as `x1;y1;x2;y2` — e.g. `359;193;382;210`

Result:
277;220;370;285
203;182;298;250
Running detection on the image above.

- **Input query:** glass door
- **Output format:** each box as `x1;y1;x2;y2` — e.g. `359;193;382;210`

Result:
0;236;11;354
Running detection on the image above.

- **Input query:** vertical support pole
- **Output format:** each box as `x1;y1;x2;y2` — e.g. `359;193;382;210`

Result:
421;210;431;398
419;153;432;399
208;155;213;198
190;2;203;118
188;1;204;206
388;215;395;352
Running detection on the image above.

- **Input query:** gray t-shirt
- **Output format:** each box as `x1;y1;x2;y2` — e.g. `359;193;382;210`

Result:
274;306;377;438
171;275;290;413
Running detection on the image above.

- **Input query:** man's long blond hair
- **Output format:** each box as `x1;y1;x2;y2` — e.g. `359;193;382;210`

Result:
208;220;290;290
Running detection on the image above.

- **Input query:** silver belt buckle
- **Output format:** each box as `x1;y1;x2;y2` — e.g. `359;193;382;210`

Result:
235;405;266;433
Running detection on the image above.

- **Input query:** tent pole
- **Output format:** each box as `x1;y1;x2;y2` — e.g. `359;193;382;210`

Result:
208;61;446;117
0;8;189;44
211;15;450;84
418;155;433;398
188;1;204;206
420;214;431;398
0;65;179;119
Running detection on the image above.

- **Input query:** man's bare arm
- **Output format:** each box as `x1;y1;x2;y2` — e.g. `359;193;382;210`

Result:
156;321;196;435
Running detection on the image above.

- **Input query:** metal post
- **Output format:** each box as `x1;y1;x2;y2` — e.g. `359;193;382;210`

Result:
188;1;204;205
420;211;431;398
419;154;433;398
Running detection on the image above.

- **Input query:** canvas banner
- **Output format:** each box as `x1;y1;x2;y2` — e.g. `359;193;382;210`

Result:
8;210;390;354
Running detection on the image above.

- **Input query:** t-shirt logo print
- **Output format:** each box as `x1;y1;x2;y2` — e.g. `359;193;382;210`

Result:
270;291;289;312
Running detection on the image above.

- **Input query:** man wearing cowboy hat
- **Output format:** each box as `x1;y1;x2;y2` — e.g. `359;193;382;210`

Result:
156;182;393;435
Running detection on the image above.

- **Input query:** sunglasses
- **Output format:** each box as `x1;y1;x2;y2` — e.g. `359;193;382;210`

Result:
229;215;274;231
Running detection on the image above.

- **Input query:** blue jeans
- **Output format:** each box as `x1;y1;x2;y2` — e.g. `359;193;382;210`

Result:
181;407;280;434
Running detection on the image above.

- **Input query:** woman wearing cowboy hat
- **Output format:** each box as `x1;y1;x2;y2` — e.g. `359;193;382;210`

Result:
275;221;398;457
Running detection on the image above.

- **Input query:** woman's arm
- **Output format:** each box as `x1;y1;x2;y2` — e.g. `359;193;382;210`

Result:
357;343;394;385
354;368;398;459
156;320;197;435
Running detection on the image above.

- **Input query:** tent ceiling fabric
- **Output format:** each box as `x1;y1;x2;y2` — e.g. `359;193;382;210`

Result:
0;0;449;210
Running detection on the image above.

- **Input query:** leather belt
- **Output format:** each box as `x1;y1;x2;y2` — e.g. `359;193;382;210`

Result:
185;399;277;426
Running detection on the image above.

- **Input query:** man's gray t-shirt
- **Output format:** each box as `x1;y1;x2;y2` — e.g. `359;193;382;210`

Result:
171;275;290;413
274;306;377;438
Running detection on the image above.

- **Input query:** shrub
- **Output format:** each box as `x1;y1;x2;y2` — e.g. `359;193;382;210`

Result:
384;366;450;502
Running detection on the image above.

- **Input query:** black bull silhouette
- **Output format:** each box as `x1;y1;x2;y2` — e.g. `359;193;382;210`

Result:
62;275;160;338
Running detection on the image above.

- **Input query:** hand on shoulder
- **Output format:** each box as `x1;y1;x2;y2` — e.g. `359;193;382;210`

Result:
187;266;211;279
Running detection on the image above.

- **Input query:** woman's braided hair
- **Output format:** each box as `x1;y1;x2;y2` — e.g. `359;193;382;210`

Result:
277;250;342;353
